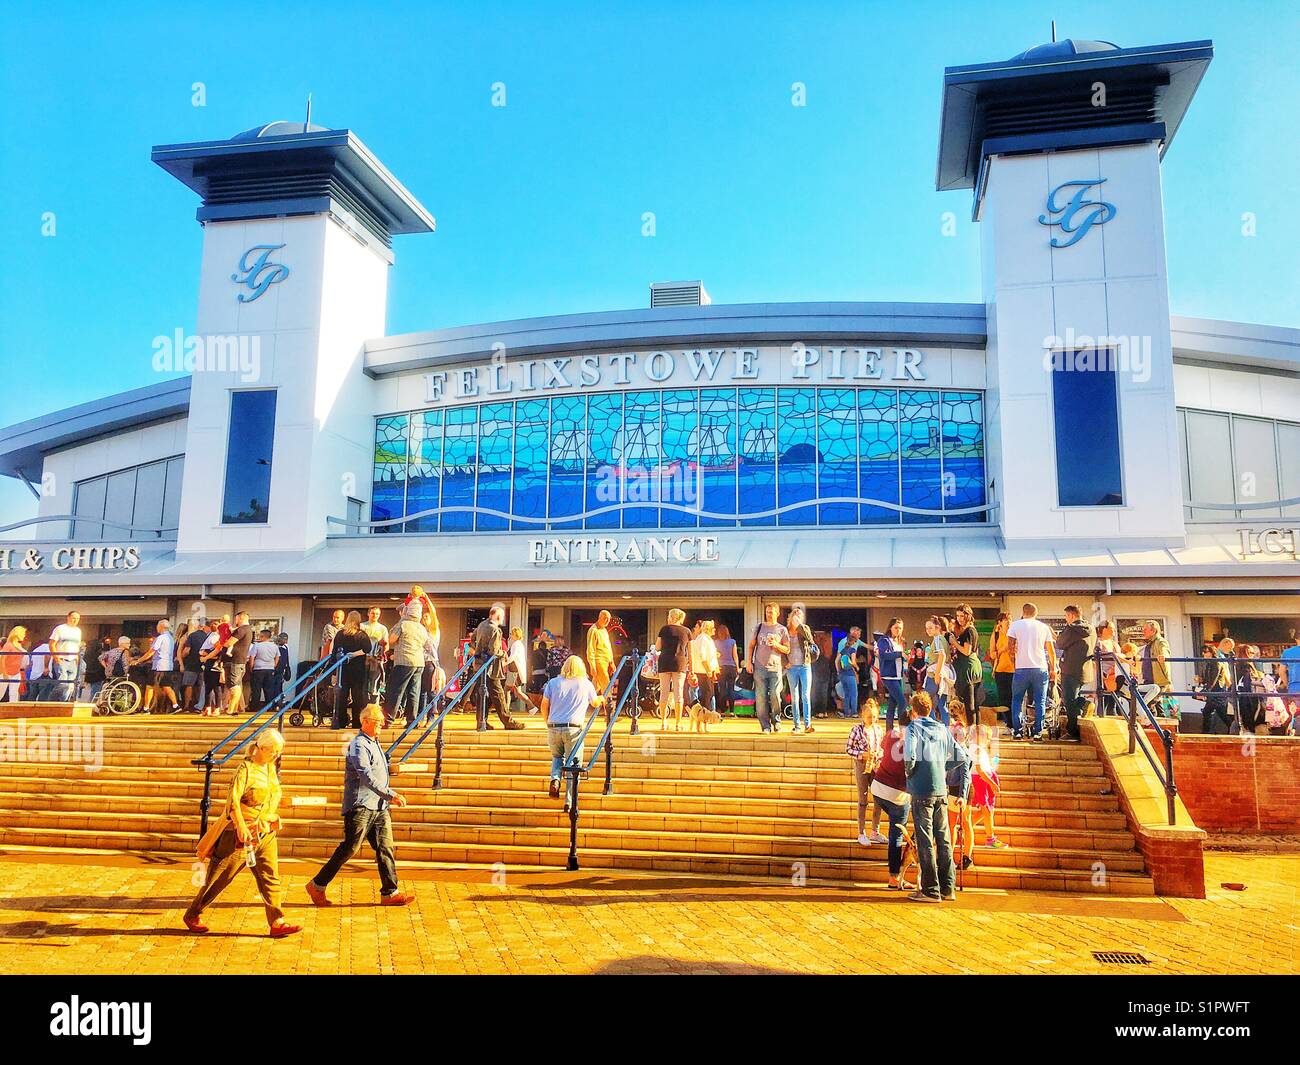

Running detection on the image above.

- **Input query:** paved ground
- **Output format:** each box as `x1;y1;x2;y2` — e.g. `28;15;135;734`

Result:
0;850;1294;974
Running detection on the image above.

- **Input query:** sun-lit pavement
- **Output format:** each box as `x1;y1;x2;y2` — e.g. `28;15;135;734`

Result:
0;849;1294;975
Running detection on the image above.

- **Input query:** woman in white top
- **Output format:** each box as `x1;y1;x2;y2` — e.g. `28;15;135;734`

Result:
506;626;532;714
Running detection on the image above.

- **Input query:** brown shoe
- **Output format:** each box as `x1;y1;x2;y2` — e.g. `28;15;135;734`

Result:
305;881;332;907
380;891;414;906
269;921;302;938
183;913;209;934
502;717;525;730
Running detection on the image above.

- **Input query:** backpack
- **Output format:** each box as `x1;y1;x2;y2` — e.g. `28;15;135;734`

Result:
111;650;127;678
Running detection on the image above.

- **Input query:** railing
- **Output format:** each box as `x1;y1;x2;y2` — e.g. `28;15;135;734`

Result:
191;652;350;835
563;652;642;871
5;649;86;702
384;659;486;788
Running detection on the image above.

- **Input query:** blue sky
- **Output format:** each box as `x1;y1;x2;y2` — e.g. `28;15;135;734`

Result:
1;0;1297;525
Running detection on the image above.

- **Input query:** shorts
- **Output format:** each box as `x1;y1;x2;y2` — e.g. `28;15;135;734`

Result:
226;663;247;687
970;774;997;810
150;670;176;687
181;671;200;687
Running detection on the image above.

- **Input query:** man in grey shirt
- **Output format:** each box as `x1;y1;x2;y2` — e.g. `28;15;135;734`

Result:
746;602;791;734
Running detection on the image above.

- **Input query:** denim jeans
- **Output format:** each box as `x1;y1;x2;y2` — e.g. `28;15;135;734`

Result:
874;794;911;876
50;662;77;703
754;670;783;731
1011;668;1048;734
911;795;955;898
387;664;421;722
923;676;949;724
882;679;906;731
837;669;858;717
312;806;399;896
547;723;585;783
786;664;812;728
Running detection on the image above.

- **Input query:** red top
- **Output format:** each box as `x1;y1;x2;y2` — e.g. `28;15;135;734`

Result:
874;731;907;792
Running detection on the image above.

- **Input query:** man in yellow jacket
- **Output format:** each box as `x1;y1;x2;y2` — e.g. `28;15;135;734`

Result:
586;610;615;701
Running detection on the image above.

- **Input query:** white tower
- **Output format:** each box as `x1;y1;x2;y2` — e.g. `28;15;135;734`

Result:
153;121;435;556
937;39;1213;546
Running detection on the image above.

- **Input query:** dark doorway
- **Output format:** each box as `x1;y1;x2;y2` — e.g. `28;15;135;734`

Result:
683;607;745;646
571;608;649;660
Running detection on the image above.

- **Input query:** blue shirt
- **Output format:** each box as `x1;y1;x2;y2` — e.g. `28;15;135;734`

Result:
837;637;865;673
543;676;597;726
1282;644;1300;694
903;715;971;800
342;732;395;813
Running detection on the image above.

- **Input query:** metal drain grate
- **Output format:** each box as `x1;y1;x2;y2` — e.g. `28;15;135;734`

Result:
1092;950;1150;965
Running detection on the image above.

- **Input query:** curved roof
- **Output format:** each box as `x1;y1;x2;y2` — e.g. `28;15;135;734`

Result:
363;301;989;377
1010;39;1120;62
231;120;331;141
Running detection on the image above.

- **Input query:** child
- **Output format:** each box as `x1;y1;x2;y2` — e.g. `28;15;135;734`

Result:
845;698;887;845
402;585;436;625
971;720;1007;849
946;699;976;870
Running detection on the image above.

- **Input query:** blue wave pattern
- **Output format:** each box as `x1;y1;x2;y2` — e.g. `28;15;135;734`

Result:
371;386;986;533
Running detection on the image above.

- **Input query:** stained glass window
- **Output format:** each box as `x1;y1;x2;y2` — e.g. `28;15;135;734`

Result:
899;389;941;526
550;395;586;529
817;389;858;526
371;414;409;534
406;411;442;533
511;399;549;531
699;388;737;527
738;388;776;527
368;385;986;532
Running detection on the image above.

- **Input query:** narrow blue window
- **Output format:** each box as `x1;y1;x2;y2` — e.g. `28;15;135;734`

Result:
660;389;698;528
621;391;661;528
1053;351;1123;506
777;388;817;525
475;402;513;530
223;390;277;524
858;390;900;525
941;391;986;523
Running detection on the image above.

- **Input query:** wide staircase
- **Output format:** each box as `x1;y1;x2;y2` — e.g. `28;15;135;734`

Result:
0;716;1154;894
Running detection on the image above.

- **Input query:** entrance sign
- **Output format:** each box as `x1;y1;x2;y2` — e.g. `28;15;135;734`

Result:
528;535;720;566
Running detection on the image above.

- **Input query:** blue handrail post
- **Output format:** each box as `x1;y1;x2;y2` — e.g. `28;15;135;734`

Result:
476;668;488;732
199;755;214;836
629;659;640;737
566;763;582;871
433;715;446;789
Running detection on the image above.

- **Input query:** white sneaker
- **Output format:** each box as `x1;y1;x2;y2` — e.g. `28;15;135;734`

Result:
857;832;871;846
868;831;889;845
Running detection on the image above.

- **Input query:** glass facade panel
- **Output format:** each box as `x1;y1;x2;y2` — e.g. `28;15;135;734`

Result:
899;389;941;525
737;387;777;526
370;415;409;533
222;390;277;524
858;389;900;525
1178;409;1300;521
367;385;987;532
550;395;586;529
405;411;442;533
440;405;478;532
585;392;623;530
941;390;985;524
511;399;549;530
71;455;185;541
817;389;858;525
621;391;661;528
475;402;513;530
660;389;698;528
777;388;818;525
698;388;737;527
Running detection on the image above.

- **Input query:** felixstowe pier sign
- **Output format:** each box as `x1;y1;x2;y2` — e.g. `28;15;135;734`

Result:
424;346;929;405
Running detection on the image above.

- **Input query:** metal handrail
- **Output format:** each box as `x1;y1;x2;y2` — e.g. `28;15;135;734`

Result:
384;659;473;756
386;658;493;789
190;653;350;835
1091;648;1179;825
564;652;642;871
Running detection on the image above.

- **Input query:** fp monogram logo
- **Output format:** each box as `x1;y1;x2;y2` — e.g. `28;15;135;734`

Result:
231;244;290;302
1037;179;1117;249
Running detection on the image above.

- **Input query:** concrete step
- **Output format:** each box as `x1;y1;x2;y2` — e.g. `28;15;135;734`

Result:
0;826;1155;895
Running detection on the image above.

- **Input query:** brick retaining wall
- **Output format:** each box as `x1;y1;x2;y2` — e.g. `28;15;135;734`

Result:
1174;735;1300;834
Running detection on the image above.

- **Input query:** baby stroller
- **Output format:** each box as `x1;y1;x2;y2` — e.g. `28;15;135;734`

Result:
638;649;661;719
1038;679;1063;741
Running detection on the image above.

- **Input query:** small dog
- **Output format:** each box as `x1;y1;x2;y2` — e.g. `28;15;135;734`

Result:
687;703;722;732
897;829;920;891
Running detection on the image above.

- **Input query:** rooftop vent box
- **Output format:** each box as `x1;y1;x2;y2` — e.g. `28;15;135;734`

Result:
650;281;711;308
